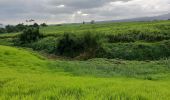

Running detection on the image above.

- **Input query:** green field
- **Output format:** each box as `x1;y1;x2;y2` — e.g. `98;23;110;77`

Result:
0;21;170;100
0;45;170;100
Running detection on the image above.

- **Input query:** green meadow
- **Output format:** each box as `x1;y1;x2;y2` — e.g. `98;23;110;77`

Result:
0;20;170;100
0;45;170;100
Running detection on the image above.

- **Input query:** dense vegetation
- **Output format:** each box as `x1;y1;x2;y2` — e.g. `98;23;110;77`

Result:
1;20;167;60
0;23;47;34
0;20;170;99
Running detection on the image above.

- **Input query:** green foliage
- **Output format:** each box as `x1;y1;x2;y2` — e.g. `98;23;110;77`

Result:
31;37;58;53
5;25;17;33
40;23;48;27
57;33;82;57
16;28;42;44
0;23;39;34
32;23;39;28
15;23;27;31
0;28;6;33
107;29;170;43
98;40;170;60
90;20;95;24
1;20;170;60
57;32;101;58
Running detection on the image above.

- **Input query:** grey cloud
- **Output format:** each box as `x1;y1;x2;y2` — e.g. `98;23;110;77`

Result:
0;0;170;24
48;0;131;9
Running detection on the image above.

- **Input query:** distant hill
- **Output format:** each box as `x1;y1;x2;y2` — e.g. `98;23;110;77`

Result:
99;13;170;23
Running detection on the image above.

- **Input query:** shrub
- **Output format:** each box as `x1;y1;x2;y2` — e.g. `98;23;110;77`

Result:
57;33;83;57
40;23;48;27
0;28;6;33
33;23;39;28
97;40;170;60
30;37;58;53
56;32;101;58
17;28;42;44
15;23;27;31
5;25;17;33
107;34;135;43
107;29;170;43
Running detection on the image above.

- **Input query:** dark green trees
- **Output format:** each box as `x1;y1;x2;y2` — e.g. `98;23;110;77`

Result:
18;28;42;44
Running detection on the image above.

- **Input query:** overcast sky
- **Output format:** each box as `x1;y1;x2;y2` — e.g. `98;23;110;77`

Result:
0;0;170;25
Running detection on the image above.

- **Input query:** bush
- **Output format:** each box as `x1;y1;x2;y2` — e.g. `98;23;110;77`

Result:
56;33;83;57
17;28;42;44
40;23;48;27
30;37;58;53
97;40;170;60
107;34;135;43
107;29;170;43
5;25;17;33
0;28;6;33
56;32;101;58
15;23;27;31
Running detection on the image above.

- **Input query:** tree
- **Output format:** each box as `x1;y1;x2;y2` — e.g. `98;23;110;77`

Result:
5;25;17;33
16;23;26;31
0;28;6;33
33;23;39;28
18;28;42;44
90;20;95;24
40;23;48;27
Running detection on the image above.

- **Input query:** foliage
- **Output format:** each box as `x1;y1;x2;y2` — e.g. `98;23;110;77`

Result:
32;23;39;28
0;23;40;34
16;28;42;44
5;25;17;33
91;20;95;24
31;37;58;53
40;23;48;27
107;29;170;43
57;32;101;58
0;28;6;33
15;23;27;31
1;20;170;60
97;40;170;60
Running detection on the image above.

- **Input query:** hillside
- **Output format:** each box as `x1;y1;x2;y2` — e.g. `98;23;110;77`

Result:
101;13;170;23
0;45;170;99
1;20;170;60
0;20;170;99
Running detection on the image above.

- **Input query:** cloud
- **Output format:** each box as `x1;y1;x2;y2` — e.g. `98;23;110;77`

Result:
56;5;65;8
48;0;131;9
0;0;170;24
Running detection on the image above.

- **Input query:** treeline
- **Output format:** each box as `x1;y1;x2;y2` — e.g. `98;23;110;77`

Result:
0;23;47;34
8;21;170;60
14;28;101;59
13;27;170;60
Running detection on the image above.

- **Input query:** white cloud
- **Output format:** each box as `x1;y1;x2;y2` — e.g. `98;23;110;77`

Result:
82;14;88;16
0;0;170;24
56;5;65;8
77;11;82;14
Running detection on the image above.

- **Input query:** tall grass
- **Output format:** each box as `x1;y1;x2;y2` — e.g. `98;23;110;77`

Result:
0;45;170;100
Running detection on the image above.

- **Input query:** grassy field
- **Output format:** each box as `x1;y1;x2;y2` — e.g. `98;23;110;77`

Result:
1;20;170;37
0;45;170;100
40;21;170;35
0;20;170;100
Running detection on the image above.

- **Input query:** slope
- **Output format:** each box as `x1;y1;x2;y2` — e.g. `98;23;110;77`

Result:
0;45;170;99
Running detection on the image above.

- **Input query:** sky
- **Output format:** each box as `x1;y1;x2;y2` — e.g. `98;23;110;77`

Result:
0;0;170;25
